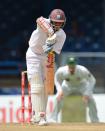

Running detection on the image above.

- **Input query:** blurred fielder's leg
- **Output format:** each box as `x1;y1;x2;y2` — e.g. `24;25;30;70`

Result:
87;97;99;122
46;94;63;123
47;81;72;123
79;83;99;123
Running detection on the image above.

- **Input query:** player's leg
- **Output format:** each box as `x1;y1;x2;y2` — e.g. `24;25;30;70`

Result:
46;95;63;123
26;55;48;125
30;73;47;123
86;96;99;122
80;84;99;123
47;81;72;123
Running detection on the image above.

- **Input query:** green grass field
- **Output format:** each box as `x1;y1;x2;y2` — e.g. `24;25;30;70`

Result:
62;95;86;122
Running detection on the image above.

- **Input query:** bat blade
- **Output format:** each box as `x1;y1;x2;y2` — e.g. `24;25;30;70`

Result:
45;51;55;95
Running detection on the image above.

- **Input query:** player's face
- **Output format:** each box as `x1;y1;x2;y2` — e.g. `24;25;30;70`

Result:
68;65;75;75
51;21;64;31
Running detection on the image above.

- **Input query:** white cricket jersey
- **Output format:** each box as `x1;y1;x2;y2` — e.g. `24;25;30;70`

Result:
55;65;96;92
28;18;66;55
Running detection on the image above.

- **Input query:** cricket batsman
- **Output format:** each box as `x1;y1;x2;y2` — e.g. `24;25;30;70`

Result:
26;9;66;125
49;57;99;123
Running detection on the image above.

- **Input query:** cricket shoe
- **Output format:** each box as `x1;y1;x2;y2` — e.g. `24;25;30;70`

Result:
38;112;48;126
38;118;47;126
30;118;39;124
30;115;40;124
47;119;57;123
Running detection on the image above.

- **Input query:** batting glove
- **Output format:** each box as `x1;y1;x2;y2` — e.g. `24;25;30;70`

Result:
46;33;56;45
42;44;53;53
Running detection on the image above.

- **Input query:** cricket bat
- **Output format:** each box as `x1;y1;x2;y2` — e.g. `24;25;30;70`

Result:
45;51;55;95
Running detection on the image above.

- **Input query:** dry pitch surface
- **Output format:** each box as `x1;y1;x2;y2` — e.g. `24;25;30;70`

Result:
1;123;105;131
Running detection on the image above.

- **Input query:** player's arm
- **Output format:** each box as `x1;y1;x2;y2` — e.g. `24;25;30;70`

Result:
36;16;54;36
54;68;64;92
84;69;96;87
83;69;96;96
36;16;58;52
43;30;66;54
54;69;64;101
53;31;66;54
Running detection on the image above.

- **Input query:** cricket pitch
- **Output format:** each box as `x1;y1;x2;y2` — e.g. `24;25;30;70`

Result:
1;123;105;131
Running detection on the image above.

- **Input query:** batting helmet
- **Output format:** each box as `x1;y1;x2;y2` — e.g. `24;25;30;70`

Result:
49;9;66;31
67;57;76;66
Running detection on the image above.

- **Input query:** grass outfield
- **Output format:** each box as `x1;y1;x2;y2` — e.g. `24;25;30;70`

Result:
62;95;86;122
1;123;105;131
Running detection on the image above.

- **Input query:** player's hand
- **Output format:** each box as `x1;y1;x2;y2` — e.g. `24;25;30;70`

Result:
82;95;90;105
46;33;56;45
42;44;53;53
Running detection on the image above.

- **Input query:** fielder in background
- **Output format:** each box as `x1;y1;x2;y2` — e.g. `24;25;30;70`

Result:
49;57;99;123
26;9;66;125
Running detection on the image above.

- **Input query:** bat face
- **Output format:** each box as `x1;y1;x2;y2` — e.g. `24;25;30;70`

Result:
47;52;54;68
45;51;55;95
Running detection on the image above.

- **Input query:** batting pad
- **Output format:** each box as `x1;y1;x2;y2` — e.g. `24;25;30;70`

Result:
31;92;47;122
30;73;43;93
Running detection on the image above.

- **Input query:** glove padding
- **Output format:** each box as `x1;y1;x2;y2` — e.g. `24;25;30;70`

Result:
43;33;56;53
42;44;53;53
46;33;56;45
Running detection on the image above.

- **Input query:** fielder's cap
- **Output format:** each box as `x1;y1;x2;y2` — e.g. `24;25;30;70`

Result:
67;57;76;66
